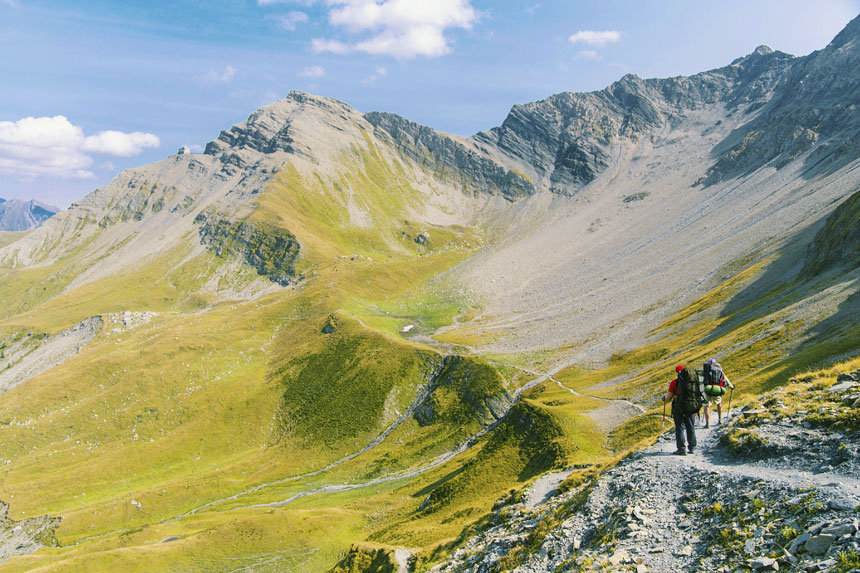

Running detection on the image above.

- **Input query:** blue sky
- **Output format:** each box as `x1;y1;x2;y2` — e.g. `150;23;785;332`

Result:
1;0;858;207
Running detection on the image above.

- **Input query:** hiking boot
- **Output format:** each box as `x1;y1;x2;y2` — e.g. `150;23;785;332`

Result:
704;423;710;428
673;450;686;456
688;447;695;454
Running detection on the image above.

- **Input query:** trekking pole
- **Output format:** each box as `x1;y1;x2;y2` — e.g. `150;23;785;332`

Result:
662;401;666;451
727;387;733;420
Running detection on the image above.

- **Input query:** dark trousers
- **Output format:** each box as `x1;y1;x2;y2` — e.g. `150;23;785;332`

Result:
673;407;697;452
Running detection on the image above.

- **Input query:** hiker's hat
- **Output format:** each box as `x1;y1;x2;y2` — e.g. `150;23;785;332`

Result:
675;365;684;373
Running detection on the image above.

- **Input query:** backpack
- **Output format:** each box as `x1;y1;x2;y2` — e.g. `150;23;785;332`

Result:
703;361;727;396
676;366;705;415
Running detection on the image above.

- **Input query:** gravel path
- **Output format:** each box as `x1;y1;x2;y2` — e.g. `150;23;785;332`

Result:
435;403;860;572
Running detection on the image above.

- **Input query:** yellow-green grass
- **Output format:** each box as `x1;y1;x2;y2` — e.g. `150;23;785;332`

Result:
0;244;258;334
0;225;532;571
3;507;364;572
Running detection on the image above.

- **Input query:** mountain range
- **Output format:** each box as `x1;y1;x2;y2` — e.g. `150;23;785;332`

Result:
0;14;858;573
0;198;59;232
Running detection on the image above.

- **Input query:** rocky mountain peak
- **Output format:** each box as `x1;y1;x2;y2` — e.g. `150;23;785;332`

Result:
754;44;774;56
204;90;363;158
828;13;860;49
0;198;59;231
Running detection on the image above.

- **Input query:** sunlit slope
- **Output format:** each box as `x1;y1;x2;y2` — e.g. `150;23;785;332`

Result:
0;243;615;572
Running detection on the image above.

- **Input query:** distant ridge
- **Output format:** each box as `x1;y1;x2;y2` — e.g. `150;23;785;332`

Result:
0;197;59;231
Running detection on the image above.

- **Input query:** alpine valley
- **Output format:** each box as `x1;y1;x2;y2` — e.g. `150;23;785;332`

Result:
1;15;860;573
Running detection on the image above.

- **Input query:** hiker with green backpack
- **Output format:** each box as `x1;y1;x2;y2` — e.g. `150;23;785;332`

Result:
663;365;705;456
701;357;735;427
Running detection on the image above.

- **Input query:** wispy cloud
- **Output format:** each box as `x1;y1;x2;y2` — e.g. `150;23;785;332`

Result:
361;66;388;84
576;49;600;60
298;65;326;78
311;0;479;59
278;11;309;30
311;38;351;54
568;29;621;47
525;3;541;15
201;65;237;83
0;116;159;179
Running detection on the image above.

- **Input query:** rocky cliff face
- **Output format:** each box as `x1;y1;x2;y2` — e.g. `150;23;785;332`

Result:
0;198;58;231
364;112;534;201
195;210;301;286
470;46;796;194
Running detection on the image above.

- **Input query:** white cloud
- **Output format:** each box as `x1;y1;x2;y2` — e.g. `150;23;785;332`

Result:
278;11;309;30
202;65;237;83
568;30;621;47
183;144;205;153
312;0;478;59
311;38;351;54
576;49;600;60
361;66;388;84
298;65;326;78
82;131;160;157
0;116;159;179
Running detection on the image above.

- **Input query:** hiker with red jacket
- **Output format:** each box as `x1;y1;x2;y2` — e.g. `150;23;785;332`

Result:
702;357;735;427
663;365;701;456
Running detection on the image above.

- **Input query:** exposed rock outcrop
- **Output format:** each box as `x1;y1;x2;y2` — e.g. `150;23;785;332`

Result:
803;187;860;275
0;501;60;566
195;210;300;286
414;355;513;429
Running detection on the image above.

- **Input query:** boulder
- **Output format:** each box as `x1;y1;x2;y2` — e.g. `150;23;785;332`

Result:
804;533;836;555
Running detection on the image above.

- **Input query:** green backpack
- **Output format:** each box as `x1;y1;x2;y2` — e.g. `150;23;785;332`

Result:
677;366;705;415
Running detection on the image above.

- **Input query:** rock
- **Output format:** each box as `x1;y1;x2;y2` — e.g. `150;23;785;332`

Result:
829;381;858;393
808;558;836;572
749;556;775;569
836;371;860;383
321;314;339;334
745;538;757;555
821;522;856;536
636;565;648;573
827;498;857;511
609;549;629;566
675;545;692;557
804;533;836;555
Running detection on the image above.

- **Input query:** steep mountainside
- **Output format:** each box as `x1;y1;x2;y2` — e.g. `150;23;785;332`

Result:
0;198;58;232
0;15;859;573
